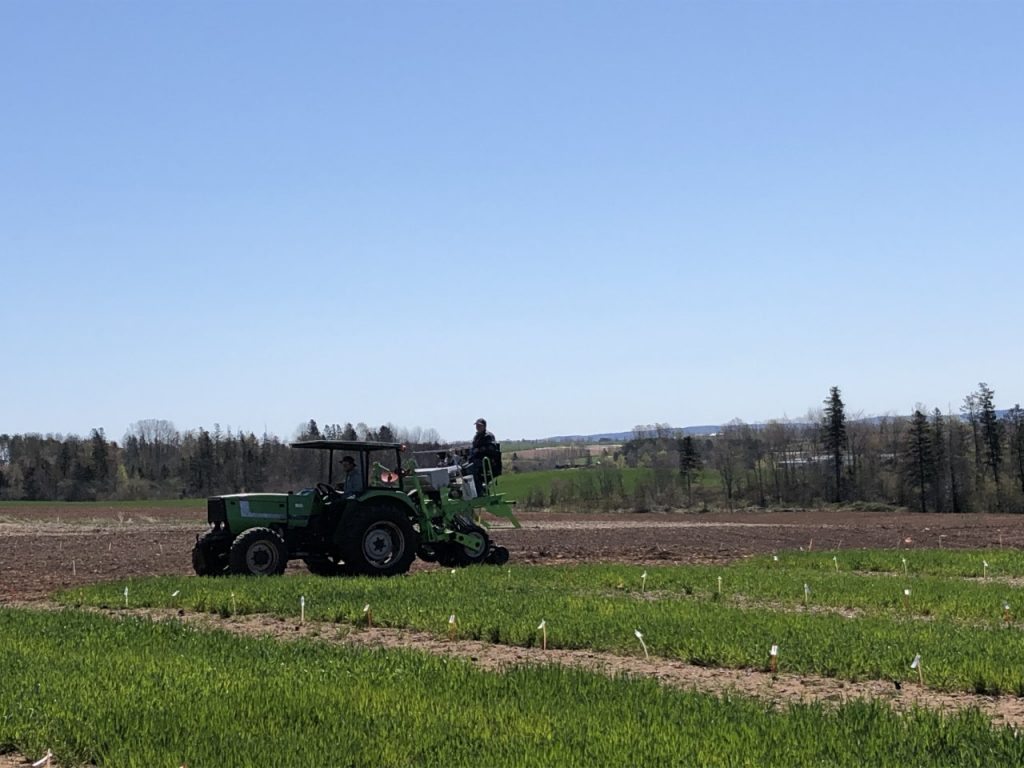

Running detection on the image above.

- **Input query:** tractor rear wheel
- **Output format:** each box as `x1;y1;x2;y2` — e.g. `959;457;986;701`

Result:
192;531;231;576
340;505;418;577
229;527;288;576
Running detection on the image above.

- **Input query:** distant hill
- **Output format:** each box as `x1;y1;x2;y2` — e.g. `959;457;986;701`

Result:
531;409;1017;444
540;426;720;443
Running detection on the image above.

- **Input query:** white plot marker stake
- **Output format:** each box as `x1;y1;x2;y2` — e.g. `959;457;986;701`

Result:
634;629;649;660
717;576;722;595
123;586;129;607
833;555;839;572
363;604;372;628
230;591;237;615
1004;602;1011;626
803;583;811;606
300;595;306;623
903;588;911;611
902;557;908;577
769;644;779;674
641;571;648;594
538;619;547;651
448;613;457;640
983;560;989;579
910;653;924;685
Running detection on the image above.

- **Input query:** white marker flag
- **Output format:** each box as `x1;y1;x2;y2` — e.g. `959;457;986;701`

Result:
634;628;649;659
538;619;546;630
770;644;778;657
910;654;921;670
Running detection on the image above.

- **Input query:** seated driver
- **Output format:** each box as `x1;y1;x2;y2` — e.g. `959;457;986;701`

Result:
337;455;364;497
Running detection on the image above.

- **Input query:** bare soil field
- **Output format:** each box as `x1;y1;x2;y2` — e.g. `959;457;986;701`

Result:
2;502;1022;602
4;501;1024;766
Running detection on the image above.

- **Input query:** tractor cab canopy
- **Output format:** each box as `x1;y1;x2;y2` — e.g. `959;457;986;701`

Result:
291;440;406;489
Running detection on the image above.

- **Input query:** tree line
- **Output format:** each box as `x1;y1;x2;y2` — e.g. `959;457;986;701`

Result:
618;383;1024;514
2;384;1022;512
0;419;441;502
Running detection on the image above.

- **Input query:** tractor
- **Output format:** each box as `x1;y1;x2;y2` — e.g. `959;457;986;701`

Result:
191;439;519;577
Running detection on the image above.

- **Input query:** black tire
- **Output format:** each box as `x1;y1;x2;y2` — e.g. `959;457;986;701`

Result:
192;531;231;576
434;543;459;568
229;527;288;576
416;543;440;563
453;524;490;567
339;505;418;577
486;545;510;566
303;554;354;577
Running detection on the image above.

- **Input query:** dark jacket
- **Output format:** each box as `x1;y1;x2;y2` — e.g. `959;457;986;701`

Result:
471;430;497;460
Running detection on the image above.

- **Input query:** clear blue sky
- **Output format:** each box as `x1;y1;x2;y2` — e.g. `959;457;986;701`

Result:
3;1;1021;443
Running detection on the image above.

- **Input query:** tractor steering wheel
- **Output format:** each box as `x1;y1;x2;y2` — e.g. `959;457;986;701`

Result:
316;482;343;503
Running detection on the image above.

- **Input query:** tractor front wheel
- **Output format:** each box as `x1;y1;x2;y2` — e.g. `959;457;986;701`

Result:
340;506;418;577
192;531;231;576
229;527;288;576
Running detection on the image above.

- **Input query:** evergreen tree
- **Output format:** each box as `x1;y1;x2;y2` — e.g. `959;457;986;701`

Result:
821;386;847;502
976;383;1003;495
677;435;701;506
904;410;933;513
89;428;111;494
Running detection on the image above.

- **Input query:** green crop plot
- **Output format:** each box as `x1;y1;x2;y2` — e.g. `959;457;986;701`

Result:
2;607;1023;768
60;550;1024;695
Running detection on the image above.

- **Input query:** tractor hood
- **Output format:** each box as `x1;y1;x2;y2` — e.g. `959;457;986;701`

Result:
208;491;316;528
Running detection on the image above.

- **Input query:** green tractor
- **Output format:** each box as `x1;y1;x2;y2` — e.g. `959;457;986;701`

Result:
191;439;519;577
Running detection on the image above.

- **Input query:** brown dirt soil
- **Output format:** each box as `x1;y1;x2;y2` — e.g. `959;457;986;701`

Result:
4;502;1024;743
